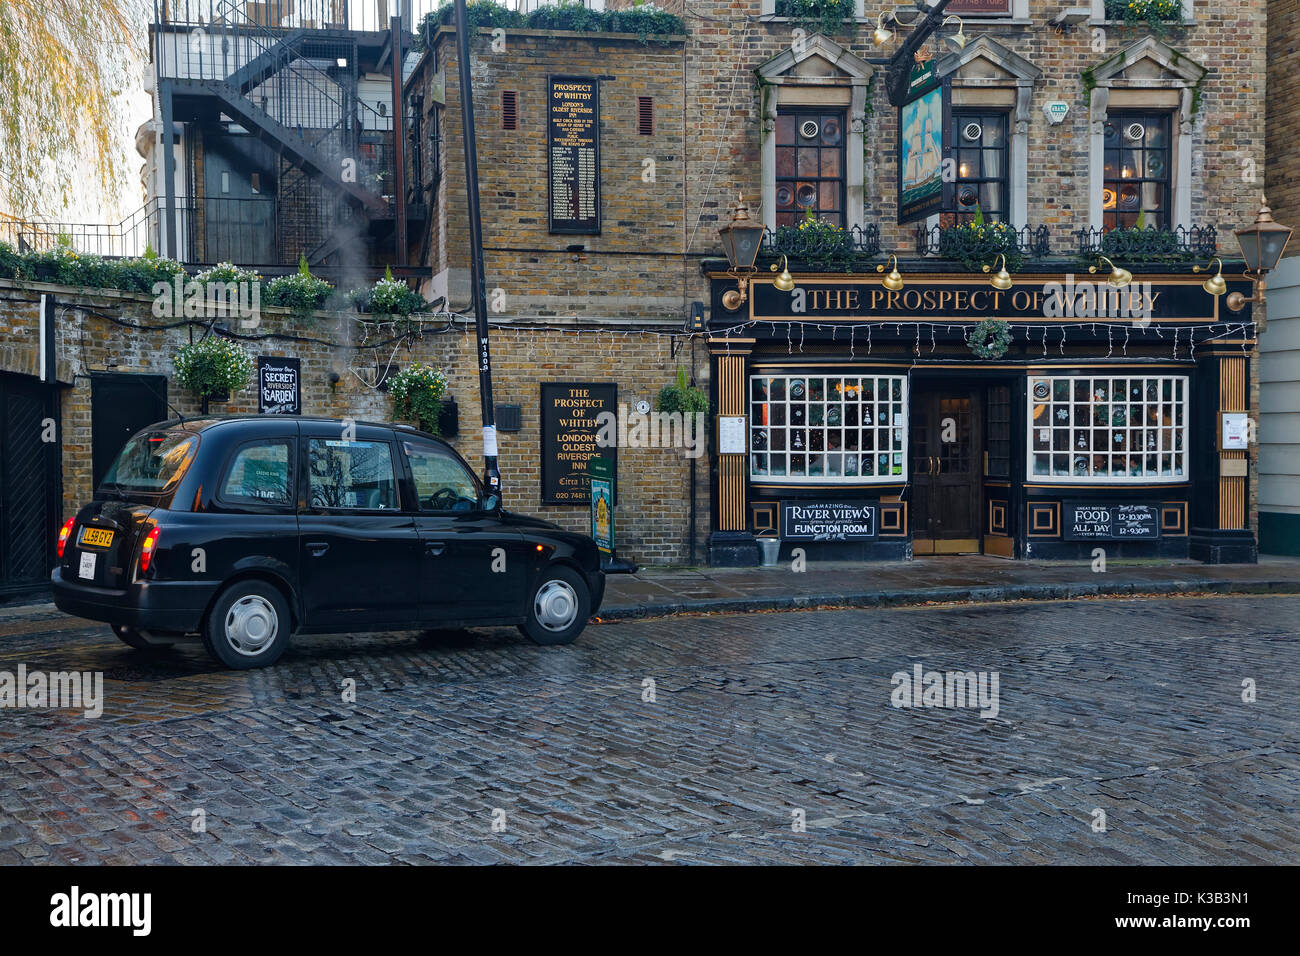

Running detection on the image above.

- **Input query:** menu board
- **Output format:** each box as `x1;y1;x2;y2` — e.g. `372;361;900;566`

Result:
548;76;601;234
541;382;616;505
781;501;878;540
1063;502;1161;540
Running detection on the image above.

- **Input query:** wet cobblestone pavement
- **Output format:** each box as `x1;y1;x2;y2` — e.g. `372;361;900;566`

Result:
0;595;1297;864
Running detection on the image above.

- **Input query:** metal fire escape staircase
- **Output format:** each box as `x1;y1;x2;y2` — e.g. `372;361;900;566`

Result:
166;0;394;263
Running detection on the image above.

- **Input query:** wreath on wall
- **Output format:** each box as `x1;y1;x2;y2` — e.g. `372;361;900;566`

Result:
967;319;1013;360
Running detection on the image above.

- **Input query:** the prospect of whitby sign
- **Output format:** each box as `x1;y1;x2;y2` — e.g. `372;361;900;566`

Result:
740;277;1247;323
541;382;617;505
548;75;600;234
781;501;878;540
1062;502;1161;541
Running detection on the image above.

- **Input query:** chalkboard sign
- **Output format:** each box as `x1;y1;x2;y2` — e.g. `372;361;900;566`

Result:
541;382;616;505
257;357;300;414
548;76;601;234
1063;502;1160;541
782;501;878;540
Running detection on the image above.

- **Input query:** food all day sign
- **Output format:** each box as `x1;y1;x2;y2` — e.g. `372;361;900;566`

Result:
257;357;300;414
1063;502;1161;540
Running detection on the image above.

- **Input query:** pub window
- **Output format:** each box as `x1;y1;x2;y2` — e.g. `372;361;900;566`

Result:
501;90;518;131
951;111;1009;222
775;109;846;228
1103;113;1171;230
986;385;1011;479
1028;375;1188;482
750;374;907;483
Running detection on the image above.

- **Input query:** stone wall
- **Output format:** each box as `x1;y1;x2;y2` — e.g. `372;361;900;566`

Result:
0;279;710;566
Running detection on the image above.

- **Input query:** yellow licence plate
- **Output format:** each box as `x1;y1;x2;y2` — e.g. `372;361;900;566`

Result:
79;527;115;549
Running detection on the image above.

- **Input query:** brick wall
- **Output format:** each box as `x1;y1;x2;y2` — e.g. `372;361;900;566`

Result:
0;279;710;566
1266;0;1300;224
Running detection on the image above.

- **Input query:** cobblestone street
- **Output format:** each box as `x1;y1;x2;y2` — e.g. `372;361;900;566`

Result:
1;595;1297;865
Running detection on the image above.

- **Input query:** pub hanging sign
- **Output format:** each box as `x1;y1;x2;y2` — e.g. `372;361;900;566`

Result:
548;75;601;235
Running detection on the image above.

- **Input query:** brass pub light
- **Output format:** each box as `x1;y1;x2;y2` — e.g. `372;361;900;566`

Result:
718;193;766;311
943;15;967;51
871;11;894;46
1089;255;1133;289
1225;195;1295;311
983;253;1013;291
770;254;796;293
1194;257;1227;297
877;254;904;292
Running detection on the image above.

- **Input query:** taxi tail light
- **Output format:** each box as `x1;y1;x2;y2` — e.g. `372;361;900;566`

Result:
56;518;75;559
139;527;160;575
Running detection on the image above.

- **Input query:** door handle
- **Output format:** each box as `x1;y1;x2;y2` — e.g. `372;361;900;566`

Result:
306;542;329;557
425;541;447;556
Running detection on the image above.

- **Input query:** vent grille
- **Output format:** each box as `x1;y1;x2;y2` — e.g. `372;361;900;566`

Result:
1125;122;1145;142
502;90;518;131
962;121;983;142
638;96;653;135
799;119;819;139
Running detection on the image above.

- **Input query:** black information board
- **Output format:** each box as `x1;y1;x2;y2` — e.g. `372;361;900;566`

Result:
541;382;616;505
548;75;601;234
781;501;878;540
257;356;300;414
1063;502;1160;541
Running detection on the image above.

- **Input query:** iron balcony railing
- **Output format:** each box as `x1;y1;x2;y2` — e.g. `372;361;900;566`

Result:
762;223;882;263
1075;224;1218;262
914;223;1053;261
155;0;443;33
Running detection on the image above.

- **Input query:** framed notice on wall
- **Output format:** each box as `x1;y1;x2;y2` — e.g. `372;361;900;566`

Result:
548;75;601;234
257;356;300;414
946;0;1012;14
541;382;616;505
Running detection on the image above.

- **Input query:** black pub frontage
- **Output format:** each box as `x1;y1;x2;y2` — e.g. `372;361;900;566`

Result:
704;264;1260;567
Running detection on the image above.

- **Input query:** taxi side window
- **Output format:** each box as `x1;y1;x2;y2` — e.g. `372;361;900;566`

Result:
308;439;399;510
220;441;292;506
404;442;479;513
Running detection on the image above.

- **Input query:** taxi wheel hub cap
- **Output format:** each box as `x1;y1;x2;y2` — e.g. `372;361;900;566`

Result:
225;595;278;655
535;580;578;632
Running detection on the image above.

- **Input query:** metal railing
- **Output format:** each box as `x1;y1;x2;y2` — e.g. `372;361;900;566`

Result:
914;223;1053;261
1075;224;1218;262
762;223;882;262
156;0;443;33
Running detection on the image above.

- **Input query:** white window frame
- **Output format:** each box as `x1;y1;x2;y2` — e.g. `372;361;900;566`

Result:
1027;374;1189;484
749;373;909;484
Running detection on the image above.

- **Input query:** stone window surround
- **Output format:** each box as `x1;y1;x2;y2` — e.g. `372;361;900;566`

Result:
935;35;1041;229
757;35;874;233
1085;36;1207;232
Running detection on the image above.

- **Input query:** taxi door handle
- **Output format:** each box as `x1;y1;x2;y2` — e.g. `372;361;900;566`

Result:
425;541;447;556
306;542;329;557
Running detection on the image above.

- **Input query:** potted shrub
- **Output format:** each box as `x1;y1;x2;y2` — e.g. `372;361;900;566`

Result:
388;363;449;434
173;336;255;412
265;255;335;321
349;266;426;317
656;366;708;416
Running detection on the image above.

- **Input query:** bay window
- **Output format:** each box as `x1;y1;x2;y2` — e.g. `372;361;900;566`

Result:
750;374;907;483
1028;374;1188;482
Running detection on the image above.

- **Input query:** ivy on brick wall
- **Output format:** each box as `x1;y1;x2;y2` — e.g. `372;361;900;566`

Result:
773;0;858;36
415;1;686;51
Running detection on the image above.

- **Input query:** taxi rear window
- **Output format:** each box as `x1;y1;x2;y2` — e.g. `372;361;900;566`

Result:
101;431;197;494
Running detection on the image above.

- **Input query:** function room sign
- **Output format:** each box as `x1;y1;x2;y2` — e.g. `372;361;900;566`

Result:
548;76;601;234
541;382;616;504
782;501;878;540
1063;502;1160;540
257;356;300;414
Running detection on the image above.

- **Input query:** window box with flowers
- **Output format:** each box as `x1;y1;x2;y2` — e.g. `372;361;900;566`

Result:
937;211;1025;272
1103;0;1184;32
388;363;449;436
173;336;255;411
349;266;427;318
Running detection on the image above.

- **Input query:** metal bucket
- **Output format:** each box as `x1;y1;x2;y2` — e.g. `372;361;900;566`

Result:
757;536;781;566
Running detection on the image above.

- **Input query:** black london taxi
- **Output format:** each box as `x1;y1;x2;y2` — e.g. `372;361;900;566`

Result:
51;415;609;669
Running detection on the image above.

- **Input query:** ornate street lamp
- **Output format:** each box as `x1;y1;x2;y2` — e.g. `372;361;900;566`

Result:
1226;196;1294;311
719;195;766;310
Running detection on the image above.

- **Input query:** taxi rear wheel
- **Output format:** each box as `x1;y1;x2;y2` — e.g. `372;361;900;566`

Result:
202;581;291;669
519;565;590;646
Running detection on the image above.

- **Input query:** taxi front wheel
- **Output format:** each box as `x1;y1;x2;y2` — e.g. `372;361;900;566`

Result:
520;565;590;646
